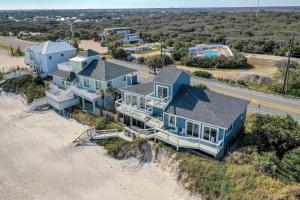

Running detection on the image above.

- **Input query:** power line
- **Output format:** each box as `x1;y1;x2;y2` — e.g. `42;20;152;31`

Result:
282;32;295;94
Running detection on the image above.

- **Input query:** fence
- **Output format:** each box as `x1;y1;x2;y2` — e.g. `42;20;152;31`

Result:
3;70;31;80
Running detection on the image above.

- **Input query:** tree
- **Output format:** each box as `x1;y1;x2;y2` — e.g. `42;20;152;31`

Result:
99;89;106;116
108;87;120;102
112;48;128;60
70;39;80;52
146;54;173;74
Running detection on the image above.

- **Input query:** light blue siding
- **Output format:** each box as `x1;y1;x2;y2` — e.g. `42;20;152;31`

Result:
153;107;163;117
176;116;186;131
172;72;190;97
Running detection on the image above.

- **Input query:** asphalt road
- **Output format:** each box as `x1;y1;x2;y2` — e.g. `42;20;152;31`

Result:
110;59;300;122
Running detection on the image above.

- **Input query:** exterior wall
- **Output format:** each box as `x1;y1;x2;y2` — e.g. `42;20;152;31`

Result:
41;49;76;74
163;112;226;144
224;109;247;147
152;107;163;117
127;74;138;85
111;75;129;88
52;76;64;88
172;72;190;97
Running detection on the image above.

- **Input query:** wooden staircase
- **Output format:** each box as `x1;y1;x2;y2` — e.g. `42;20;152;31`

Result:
72;128;94;146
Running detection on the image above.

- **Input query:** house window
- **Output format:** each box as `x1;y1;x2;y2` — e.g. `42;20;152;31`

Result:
61;53;64;57
83;78;90;87
125;94;137;106
186;121;200;138
139;97;146;110
203;126;218;143
107;81;112;88
169;114;176;127
49;56;52;60
156;85;168;99
96;81;102;90
123;76;127;81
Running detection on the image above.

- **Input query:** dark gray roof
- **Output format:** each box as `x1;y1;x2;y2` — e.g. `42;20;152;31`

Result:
154;67;187;85
78;60;136;81
49;70;76;82
78;49;100;58
122;82;154;96
165;85;250;128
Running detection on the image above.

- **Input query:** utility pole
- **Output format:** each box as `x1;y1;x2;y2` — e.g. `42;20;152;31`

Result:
160;32;165;68
283;32;295;94
256;0;260;18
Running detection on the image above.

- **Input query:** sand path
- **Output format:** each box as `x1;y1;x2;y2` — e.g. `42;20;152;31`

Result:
0;93;199;200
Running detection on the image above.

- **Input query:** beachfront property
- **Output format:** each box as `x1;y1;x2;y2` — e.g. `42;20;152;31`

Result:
189;44;233;58
99;27;143;44
45;49;138;115
24;41;77;77
115;68;249;157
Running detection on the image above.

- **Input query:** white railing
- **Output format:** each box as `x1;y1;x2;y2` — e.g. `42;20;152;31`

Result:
146;93;171;108
28;97;48;111
156;129;223;155
3;70;30;80
70;85;100;100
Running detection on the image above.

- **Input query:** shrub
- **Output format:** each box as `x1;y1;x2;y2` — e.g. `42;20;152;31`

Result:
97;138;147;159
0;75;47;103
112;48;128;60
250;114;300;159
192;70;213;79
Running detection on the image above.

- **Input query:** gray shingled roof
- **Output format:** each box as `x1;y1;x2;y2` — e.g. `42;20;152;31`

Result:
49;70;76;82
78;49;100;58
165;85;250;128
122;82;154;96
78;60;136;81
154;67;187;85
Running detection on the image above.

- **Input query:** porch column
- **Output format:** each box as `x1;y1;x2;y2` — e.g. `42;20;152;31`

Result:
130;117;133;126
82;98;85;110
92;101;96;115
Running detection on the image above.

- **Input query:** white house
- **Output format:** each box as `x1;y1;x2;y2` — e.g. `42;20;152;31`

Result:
24;41;77;77
46;49;138;115
100;27;143;44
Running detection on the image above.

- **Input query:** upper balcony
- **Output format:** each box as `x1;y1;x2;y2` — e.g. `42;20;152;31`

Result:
70;84;100;101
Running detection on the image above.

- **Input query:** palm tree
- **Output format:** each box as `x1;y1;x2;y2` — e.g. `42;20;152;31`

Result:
99;89;106;116
108;87;121;102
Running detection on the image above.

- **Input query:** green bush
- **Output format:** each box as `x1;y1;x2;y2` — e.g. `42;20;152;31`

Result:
97;138;147;159
192;70;213;79
0;75;47;103
250;114;300;159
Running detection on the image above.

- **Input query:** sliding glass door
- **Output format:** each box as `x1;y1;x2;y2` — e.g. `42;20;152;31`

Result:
186;121;200;138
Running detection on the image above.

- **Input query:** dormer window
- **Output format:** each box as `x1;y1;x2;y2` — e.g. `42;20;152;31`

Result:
61;53;64;57
49;56;52;60
156;85;168;99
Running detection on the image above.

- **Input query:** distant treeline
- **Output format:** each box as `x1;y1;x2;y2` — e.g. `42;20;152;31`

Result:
0;10;299;56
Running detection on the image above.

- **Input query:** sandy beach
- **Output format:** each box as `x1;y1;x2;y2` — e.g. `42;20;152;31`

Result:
0;93;199;200
0;49;28;72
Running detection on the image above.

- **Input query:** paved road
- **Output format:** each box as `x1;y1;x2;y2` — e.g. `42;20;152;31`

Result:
110;59;300;121
0;36;38;50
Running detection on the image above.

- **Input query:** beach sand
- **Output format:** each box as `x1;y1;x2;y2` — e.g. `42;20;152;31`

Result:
0;93;199;200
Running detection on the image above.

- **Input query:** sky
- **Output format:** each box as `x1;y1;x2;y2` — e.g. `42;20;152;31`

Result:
0;0;300;10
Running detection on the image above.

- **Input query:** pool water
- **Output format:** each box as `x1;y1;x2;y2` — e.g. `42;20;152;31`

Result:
203;51;220;57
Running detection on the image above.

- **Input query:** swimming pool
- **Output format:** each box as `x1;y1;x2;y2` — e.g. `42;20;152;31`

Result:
203;51;220;57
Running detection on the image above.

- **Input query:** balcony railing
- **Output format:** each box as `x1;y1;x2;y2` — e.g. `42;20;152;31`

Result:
146;93;171;109
70;85;100;100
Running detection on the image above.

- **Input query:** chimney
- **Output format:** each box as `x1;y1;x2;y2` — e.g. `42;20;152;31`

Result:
101;56;106;61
